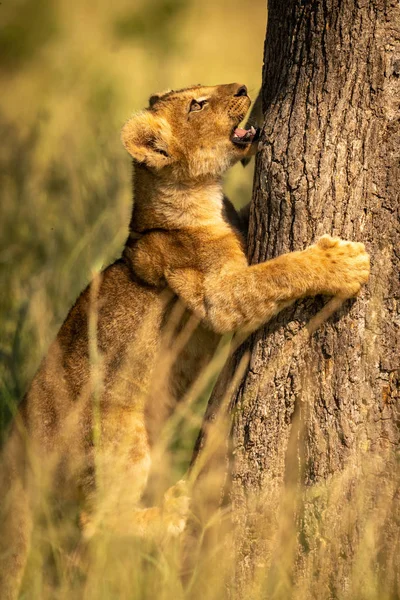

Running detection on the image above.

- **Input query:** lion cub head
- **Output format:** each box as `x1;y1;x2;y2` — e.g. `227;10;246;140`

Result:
121;83;259;180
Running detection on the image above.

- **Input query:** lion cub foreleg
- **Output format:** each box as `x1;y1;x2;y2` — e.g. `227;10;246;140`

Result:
166;235;370;335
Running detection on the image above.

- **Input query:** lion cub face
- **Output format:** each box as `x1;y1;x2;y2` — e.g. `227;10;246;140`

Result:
122;83;259;179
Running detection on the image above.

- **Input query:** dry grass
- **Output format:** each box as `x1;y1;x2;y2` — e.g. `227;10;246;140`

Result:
1;2;398;599
7;350;398;600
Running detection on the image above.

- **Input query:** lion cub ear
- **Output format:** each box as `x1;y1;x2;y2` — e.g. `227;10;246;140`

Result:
121;111;173;169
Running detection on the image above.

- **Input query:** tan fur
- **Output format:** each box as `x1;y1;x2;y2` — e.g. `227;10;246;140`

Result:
0;83;370;598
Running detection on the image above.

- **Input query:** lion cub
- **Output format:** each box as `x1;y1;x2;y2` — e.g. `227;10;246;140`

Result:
0;83;370;599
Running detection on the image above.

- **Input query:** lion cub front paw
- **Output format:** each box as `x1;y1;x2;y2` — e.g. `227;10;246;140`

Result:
315;235;370;298
162;480;190;537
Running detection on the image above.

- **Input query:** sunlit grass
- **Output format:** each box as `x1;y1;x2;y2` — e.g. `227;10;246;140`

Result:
1;2;397;599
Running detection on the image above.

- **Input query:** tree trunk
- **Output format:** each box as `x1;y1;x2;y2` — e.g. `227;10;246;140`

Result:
193;0;400;597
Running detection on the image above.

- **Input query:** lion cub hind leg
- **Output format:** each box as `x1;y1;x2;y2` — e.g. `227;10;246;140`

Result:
80;404;190;542
0;478;33;600
81;480;189;542
0;428;34;600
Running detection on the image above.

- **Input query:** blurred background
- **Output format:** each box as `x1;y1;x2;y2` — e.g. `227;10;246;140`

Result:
0;0;266;435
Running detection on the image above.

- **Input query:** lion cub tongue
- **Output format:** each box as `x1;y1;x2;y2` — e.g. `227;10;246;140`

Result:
234;128;249;138
232;126;257;143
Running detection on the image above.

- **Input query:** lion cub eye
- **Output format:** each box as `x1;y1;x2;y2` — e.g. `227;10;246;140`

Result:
189;99;207;113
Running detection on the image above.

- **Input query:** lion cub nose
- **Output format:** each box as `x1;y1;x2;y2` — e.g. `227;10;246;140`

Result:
234;85;248;97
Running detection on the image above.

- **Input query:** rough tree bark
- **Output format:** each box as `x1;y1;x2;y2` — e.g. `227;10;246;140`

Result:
193;0;400;597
